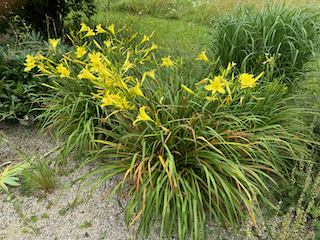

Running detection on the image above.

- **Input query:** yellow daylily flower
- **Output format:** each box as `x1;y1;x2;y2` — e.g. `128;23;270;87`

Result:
140;35;150;44
56;63;70;78
204;76;226;95
159;125;169;132
78;68;97;80
240;96;245;105
89;52;101;63
239;72;264;90
83;29;95;38
160;56;175;67
133;83;144;97
251;95;265;100
195;51;209;63
49;38;60;49
37;62;52;74
104;39;112;48
96;24;107;34
205;96;217;101
146;69;156;80
101;92;121;108
195;78;209;86
75;46;87;58
181;84;197;96
133;106;155;126
79;23;91;33
93;39;102;50
144;56;152;62
107;24;115;35
24;55;36;71
128;33;138;42
150;42;157;51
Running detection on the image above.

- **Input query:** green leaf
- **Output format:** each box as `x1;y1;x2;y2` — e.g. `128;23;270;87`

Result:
0;182;9;193
16;85;24;97
3;179;20;186
31;215;37;222
0;78;4;92
315;219;320;230
99;233;106;239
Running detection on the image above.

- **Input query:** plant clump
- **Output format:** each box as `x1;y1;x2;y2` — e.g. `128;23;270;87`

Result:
22;22;316;240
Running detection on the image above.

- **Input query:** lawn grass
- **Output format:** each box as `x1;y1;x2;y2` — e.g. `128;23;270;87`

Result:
65;0;320;57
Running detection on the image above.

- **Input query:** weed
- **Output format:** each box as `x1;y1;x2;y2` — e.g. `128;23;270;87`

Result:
78;220;92;230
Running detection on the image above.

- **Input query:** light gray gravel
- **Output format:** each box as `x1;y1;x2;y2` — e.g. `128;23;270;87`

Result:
0;120;306;240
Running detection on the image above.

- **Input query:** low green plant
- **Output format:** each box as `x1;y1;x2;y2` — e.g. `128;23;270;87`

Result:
0;30;62;124
207;1;320;84
0;133;27;193
20;155;58;194
12;199;40;234
78;220;92;229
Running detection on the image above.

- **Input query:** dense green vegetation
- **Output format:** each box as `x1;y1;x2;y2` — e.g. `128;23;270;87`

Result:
1;0;320;239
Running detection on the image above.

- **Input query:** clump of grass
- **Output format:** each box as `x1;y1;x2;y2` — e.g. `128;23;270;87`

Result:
207;1;320;84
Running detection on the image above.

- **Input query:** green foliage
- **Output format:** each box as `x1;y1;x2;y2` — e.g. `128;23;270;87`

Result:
112;0;216;24
22;16;318;240
207;1;320;84
0;30;73;124
0;33;45;124
1;0;97;38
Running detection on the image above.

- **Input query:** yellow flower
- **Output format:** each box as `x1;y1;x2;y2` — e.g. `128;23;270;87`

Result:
239;72;264;90
56;63;70;78
104;39;112;48
204;76;226;95
79;23;91;33
96;24;107;34
101;92;121;108
93;39;102;50
90;59;103;72
144;56;152;62
195;51;209;63
24;55;36;71
89;52;101;63
75;46;87;58
107;24;115;35
133;106;155;126
83;29;95;38
159;125;169;132
78;68;97;80
195;78;209;86
140;35;150;44
49;38;60;49
181;84;197;96
133;83;144;97
128;33;138;42
205;96;217;101
150;42;157;51
146;69;156;80
160;56;175;67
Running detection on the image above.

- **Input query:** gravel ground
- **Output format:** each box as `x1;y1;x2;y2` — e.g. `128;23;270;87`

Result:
0;121;286;240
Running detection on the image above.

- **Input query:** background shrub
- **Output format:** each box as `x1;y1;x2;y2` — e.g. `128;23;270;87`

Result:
0;0;96;38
